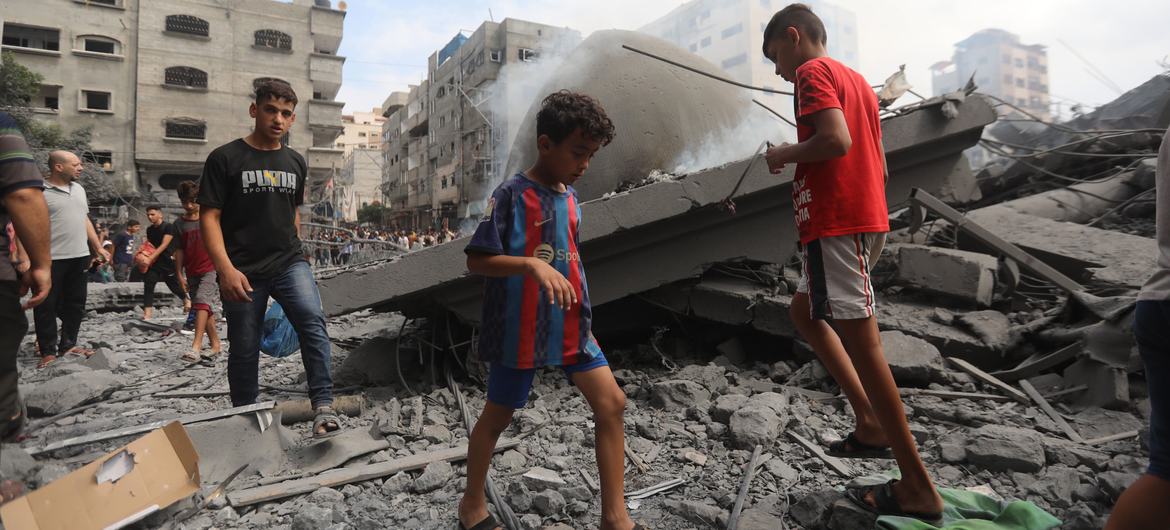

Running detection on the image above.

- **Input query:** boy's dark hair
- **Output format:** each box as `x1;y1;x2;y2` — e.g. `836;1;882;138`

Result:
146;206;162;213
177;180;200;202
127;219;141;227
254;78;298;106
535;90;615;146
762;3;828;59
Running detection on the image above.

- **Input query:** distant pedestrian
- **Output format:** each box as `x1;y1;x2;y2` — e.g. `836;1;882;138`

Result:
141;206;189;320
112;220;140;281
34;150;110;368
173;181;221;363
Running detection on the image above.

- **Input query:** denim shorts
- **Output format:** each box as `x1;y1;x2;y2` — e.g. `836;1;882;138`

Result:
486;349;610;409
1135;300;1170;481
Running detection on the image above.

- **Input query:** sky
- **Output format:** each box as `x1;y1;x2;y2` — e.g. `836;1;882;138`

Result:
335;0;1169;117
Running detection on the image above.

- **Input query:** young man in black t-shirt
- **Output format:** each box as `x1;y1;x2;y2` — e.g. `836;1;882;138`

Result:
142;206;189;320
197;79;341;438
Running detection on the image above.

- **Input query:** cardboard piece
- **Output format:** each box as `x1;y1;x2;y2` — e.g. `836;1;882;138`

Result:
1;422;200;530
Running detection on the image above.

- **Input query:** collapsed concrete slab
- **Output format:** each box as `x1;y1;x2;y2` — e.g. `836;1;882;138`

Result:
894;244;999;306
319;95;997;321
87;282;181;312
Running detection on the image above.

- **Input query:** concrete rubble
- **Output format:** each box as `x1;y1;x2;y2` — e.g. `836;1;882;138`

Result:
4;47;1168;530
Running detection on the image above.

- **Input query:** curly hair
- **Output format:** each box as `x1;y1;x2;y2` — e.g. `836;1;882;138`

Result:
535;90;615;146
177;180;200;202
254;78;298;106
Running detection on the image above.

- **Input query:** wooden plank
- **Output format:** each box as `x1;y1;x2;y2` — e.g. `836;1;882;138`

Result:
900;388;1014;403
727;445;765;530
30;401;276;456
1019;380;1085;443
1084;430;1140;446
227;439;520;507
991;343;1081;383
624;441;650;473
788;432;852;478
946;357;1030;404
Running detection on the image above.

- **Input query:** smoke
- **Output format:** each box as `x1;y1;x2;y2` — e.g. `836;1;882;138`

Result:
669;102;793;175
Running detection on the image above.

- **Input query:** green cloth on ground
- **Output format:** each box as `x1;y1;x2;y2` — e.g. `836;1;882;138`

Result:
875;486;1061;530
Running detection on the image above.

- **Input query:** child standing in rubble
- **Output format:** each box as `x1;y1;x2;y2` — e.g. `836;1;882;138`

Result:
456;91;642;530
173;181;222;364
761;3;944;523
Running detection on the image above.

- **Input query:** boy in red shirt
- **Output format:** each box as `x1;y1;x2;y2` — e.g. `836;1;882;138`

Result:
762;4;943;522
174;181;221;363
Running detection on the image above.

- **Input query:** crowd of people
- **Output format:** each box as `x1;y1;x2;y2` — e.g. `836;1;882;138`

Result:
306;225;458;267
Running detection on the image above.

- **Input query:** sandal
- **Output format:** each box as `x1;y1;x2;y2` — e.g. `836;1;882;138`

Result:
827;432;894;459
459;514;501;530
36;355;57;369
845;478;943;525
181;351;201;363
312;406;343;439
65;346;96;358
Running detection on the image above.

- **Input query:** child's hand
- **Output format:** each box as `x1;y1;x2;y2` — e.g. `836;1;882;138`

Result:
766;143;792;174
527;258;576;310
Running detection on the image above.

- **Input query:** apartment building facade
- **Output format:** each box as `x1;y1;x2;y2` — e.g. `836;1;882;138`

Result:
930;28;1050;119
335;107;384;156
1;0;346;207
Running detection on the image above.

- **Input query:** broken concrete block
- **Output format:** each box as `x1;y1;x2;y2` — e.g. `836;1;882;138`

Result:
954;310;1018;353
532;489;566;516
828;498;877;530
790;490;846;529
736;508;785;530
420;425;452;444
0;445;38;483
521;467;566;491
764;458;799;483
187;412;290;485
649;380;712;411
896;244;998;306
747;391;789;415
411;460;453;493
1098;470;1140;500
729;406;783;449
380;472;412;496
675;363;730;394
663;499;727;527
709;393;749;424
880;331;946;387
965;424;1046;472
1025;465;1083;509
1064;358;1130;410
24;369;122;416
679;449;708;466
291;429;392;475
81;348;134;371
291;504;335;530
1071;408;1144;441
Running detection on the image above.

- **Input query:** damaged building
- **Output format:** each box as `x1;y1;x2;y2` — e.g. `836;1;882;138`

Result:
2;28;1168;530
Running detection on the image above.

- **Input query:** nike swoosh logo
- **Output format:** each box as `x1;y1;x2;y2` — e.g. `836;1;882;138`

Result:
535;218;554;227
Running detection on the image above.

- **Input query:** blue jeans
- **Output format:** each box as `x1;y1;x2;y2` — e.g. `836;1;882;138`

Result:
1136;300;1170;481
224;260;334;409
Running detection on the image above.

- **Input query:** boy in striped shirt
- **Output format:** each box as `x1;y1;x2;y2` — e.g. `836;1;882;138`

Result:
457;91;640;530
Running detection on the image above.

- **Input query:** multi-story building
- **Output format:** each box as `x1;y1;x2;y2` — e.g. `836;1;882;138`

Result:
337;146;382;222
930;28;1050;119
1;0;346;208
335;107;384;156
381;18;580;231
639;0;859;124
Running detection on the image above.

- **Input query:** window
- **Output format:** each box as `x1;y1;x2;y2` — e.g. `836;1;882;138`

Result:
489;50;502;63
165;119;207;140
164;66;207;89
81;90;111;112
80;36;118;55
82;0;120;6
721;23;743;39
519;48;538;62
721;53;747;69
1015;77;1025;87
37;85;60;111
358;132;367;138
82;151;113;171
701;36;711;48
165;15;209;37
1014;58;1023;68
254;29;292;51
2;24;60;51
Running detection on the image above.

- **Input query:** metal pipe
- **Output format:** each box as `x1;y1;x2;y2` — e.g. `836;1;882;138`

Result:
622;45;793;96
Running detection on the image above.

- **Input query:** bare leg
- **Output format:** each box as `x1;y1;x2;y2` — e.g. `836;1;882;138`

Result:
458;401;512;530
142;306;153;321
1105;474;1170;530
834;316;943;514
191;309;209;354
790;293;885;445
206;313;221;353
571;366;635;530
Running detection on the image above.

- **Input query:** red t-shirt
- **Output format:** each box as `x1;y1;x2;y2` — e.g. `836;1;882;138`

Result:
792;56;889;244
176;217;214;276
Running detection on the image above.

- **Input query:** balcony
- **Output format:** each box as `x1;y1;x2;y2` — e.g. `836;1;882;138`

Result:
310;4;345;55
309;53;344;100
308;99;344;131
306;146;344;172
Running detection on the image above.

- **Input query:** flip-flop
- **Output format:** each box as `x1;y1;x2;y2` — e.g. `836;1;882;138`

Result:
458;514;502;530
845;478;943;525
827;432;894;459
180;351;201;363
65;346;96;358
312;406;343;439
36;355;57;369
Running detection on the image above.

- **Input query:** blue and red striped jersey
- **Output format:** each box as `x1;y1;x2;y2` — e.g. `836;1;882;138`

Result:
465;173;601;369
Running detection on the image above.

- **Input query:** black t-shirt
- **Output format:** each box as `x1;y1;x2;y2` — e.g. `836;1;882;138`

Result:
146;221;180;273
197;139;307;278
